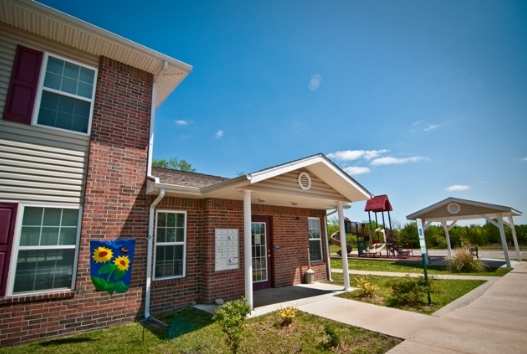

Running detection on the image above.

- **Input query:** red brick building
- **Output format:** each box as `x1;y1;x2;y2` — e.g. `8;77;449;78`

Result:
0;0;371;347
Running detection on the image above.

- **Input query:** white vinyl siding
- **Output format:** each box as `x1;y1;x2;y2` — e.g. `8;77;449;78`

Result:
1;23;94;206
308;217;323;262
154;211;187;280
7;204;81;295
0;138;87;205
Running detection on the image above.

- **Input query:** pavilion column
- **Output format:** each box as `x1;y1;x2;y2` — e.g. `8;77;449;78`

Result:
508;216;522;262
441;221;453;258
497;214;512;268
243;190;253;308
337;202;351;290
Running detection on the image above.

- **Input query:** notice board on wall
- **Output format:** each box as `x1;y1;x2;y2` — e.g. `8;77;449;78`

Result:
215;228;239;271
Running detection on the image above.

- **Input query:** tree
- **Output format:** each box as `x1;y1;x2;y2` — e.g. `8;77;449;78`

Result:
152;157;196;172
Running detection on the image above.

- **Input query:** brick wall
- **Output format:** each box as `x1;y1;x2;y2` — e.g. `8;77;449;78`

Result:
148;198;329;308
148;197;203;315
0;57;153;347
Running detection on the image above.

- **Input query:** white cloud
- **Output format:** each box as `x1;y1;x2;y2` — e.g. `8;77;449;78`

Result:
412;120;423;126
344;166;371;176
370;156;425;166
522;157;527;161
308;74;321;91
327;149;389;161
175;120;188;125
424;124;440;131
446;185;471;192
216;130;224;138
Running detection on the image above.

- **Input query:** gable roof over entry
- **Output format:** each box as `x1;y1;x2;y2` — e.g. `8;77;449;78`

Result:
147;154;373;210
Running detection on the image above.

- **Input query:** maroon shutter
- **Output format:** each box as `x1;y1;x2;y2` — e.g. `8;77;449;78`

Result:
0;203;18;296
3;45;43;125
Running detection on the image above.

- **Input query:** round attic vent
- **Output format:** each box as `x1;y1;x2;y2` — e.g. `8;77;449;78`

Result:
298;172;312;190
447;203;460;214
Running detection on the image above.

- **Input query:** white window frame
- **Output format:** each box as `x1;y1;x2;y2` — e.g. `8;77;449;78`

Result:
154;210;187;280
308;217;323;262
6;203;82;296
32;52;98;136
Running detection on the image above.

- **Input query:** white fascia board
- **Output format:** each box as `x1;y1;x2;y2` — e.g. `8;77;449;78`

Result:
200;176;251;194
13;0;192;74
154;183;201;196
248;155;326;183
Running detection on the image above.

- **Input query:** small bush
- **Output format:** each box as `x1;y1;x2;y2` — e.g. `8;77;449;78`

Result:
447;237;488;273
323;324;341;349
213;297;252;354
277;306;297;327
388;275;435;305
354;276;379;298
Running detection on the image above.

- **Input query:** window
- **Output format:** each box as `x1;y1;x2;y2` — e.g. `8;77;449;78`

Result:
154;211;186;279
35;55;96;134
3;45;97;134
308;218;322;262
9;205;81;295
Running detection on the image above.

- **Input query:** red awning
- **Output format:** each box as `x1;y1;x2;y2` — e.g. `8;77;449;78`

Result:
365;194;392;212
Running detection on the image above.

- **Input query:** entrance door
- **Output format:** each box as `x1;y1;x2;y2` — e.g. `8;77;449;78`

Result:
252;216;273;290
0;203;18;296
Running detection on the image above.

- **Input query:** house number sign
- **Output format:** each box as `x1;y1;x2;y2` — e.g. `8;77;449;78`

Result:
215;228;239;271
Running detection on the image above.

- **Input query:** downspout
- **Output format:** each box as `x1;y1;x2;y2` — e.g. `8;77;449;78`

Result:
144;60;168;319
145;188;165;319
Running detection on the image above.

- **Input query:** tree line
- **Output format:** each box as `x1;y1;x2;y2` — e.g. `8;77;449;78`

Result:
328;217;527;249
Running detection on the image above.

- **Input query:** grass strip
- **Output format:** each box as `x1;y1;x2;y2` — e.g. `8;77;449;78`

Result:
331;273;486;315
1;307;402;354
330;258;511;276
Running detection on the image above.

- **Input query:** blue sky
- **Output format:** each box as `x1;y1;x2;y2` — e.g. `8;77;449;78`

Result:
41;0;527;226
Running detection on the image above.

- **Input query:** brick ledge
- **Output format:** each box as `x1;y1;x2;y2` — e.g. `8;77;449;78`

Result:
0;290;74;306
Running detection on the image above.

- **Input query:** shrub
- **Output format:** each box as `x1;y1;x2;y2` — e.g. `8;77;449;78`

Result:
277;306;297;327
323;324;341;349
388;275;435;305
446;237;489;273
354;276;379;298
213;297;252;354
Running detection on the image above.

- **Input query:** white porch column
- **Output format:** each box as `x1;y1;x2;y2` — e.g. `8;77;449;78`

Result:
243;190;253;307
497;214;512;268
337;202;351;290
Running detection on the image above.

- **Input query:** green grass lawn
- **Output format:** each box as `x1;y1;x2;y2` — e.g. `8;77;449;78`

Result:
0;308;402;354
330;258;511;277
331;273;486;315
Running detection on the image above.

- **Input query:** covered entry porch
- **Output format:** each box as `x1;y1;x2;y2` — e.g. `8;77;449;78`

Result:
147;154;373;308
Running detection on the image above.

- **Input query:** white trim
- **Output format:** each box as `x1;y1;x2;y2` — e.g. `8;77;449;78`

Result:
32;51;98;136
308;217;323;262
6;202;82;296
153;210;187;280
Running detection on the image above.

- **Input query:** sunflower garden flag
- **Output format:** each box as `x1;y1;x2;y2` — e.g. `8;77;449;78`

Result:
90;239;135;295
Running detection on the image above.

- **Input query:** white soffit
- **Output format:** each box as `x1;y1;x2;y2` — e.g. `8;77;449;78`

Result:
0;0;192;107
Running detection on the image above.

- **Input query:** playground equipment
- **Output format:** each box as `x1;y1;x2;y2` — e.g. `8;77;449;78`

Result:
364;194;413;258
331;218;369;256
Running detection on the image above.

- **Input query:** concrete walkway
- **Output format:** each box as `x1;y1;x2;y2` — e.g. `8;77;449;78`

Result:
196;261;527;353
